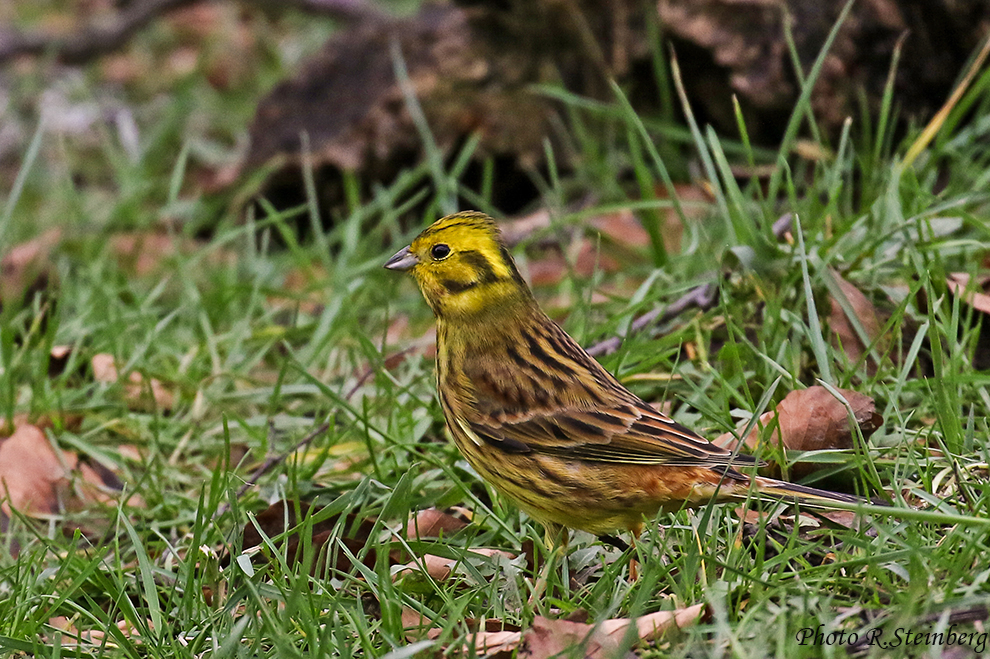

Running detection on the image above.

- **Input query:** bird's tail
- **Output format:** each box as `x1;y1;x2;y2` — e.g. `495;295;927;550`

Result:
750;476;868;508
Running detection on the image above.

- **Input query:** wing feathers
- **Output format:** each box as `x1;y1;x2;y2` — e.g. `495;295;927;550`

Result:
472;398;756;469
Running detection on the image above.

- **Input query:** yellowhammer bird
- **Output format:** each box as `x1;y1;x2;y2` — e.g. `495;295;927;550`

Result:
385;211;864;540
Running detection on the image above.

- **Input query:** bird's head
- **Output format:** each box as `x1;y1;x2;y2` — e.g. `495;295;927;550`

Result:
384;211;533;320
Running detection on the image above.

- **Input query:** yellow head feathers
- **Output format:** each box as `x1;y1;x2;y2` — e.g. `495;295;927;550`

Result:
385;211;533;319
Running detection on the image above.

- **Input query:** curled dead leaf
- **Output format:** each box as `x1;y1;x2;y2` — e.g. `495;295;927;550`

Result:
109;232;215;278
402;606;441;642
402;608;522;652
0;411;83;438
401;605;701;658
91;353;175;412
500;209;552;246
828;270;888;370
0;423;134;554
525;242;622;289
267;264;327;317
947;272;990;315
716;386;882;477
601;605;708;643
405;507;470;539
588;209;651;249
0;229;61;308
400;554;458;581
394;547;515;582
516;606;705;659
947;272;990;370
0;425;73;517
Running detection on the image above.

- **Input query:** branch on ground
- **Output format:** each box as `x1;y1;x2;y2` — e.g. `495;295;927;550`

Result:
585;213;796;356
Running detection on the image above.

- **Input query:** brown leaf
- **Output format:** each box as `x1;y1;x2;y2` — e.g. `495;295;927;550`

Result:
472;629;523;658
0;424;74;517
0;423;131;553
109;232;194;278
109;231;237;278
406;507;470;539
399;554;458;581
652;182;711;254
402;606;442;642
402;606;702;659
525;249;571;288
520;617;626;658
773;387;881;452
267;264;327;317
500;209;553;246
947;272;990;314
828;270;886;368
600;605;707;643
717;386;881;477
91;353;175;412
947;272;990;370
589;209;651;249
0;412;83;438
394;547;515;582
525;239;623;289
517;606;704;659
0;228;61;307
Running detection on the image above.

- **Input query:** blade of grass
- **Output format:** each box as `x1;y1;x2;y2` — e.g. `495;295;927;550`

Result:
767;0;856;202
902;31;990;168
0;118;45;248
794;217;834;384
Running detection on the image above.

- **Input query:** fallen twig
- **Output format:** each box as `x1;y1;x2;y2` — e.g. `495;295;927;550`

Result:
586;280;718;356
585;213;797;357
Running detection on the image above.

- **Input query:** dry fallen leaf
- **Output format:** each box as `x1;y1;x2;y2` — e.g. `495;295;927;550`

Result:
517;606;705;659
829;270;887;369
91;353;175;412
402;604;703;657
402;608;522;651
947;272;990;314
267;264;328;317
716;386;882;477
525;242;622;288
0;228;61;302
109;231;236;278
405;507;470;539
653;182;711;254
0;425;72;517
0;411;84;438
109;232;193;278
947;272;990;370
394;547;515;582
589;209;651;249
500;209;553;246
0;423;133;554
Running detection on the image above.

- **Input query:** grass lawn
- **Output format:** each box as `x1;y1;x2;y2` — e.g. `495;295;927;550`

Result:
1;5;990;658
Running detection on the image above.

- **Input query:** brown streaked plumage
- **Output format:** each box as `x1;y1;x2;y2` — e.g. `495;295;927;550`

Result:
385;211;864;537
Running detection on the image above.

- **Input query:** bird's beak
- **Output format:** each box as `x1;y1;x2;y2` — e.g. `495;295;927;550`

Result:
384;245;418;271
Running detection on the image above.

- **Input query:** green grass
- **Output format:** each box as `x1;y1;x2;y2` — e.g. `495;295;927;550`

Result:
2;6;990;658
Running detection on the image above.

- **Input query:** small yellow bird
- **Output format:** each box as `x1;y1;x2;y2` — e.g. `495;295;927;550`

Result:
386;211;863;540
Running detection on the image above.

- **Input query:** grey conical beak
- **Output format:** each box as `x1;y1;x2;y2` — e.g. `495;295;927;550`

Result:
384;245;418;271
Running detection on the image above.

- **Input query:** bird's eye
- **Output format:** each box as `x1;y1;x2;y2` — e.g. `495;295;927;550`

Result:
431;243;451;260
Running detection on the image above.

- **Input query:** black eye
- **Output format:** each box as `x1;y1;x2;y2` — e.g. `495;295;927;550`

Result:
431;243;451;260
